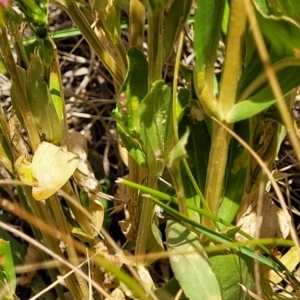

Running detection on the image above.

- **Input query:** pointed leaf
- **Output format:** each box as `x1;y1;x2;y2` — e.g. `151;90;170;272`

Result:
227;66;300;122
115;47;148;137
32;142;78;200
139;80;173;176
162;0;192;63
193;0;225;117
166;221;221;300
26;54;62;143
219;120;250;224
209;253;255;300
253;0;300;54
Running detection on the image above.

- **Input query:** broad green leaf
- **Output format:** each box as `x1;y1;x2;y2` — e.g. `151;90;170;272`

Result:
253;0;300;55
118;47;148;136
32;142;79;200
166;221;221;300
113;47;148;168
117;126;147;169
219;120;250;224
139;80;173;176
26;54;62;143
193;0;225;118
209;253;255;300
162;0;192;63
227;66;300;123
0;240;16;298
178;99;210;197
49;61;63;121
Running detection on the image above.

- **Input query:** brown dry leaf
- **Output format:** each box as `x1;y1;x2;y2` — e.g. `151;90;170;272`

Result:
32;142;79;200
19;244;42;286
116;175;138;241
268;247;299;284
8;115;29;157
68;131;102;194
89;194;104;233
68;132;104;233
236;193;290;243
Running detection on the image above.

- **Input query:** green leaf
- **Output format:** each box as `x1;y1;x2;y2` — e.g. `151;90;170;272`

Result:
146;214;164;265
166;221;221;300
162;0;193;63
253;0;300;55
26;54;62;143
209;253;255;300
219;120;250;224
0;240;16;297
139;80;173;176
193;0;225;117
49;61;63;121
167;127;189;167
227;66;300;122
179;99;210;193
114;47;148;136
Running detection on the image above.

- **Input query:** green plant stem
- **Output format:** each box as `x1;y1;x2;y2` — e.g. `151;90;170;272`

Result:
0;26;40;152
168;163;187;216
147;9;163;87
203;0;247;231
21;187;81;299
203;125;231;231
48;194;89;299
56;0;123;87
135;174;157;265
218;0;247;117
14;186;65;299
129;0;145;49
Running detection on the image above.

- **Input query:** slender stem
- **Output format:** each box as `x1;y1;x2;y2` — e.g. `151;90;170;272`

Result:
172;30;184;141
203;125;231;231
21;187;81;299
147;9;163;87
48;195;88;299
218;0;247;117
129;0;145;50
15;186;65;299
168;162;187;216
202;0;247;231
135;175;157;265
